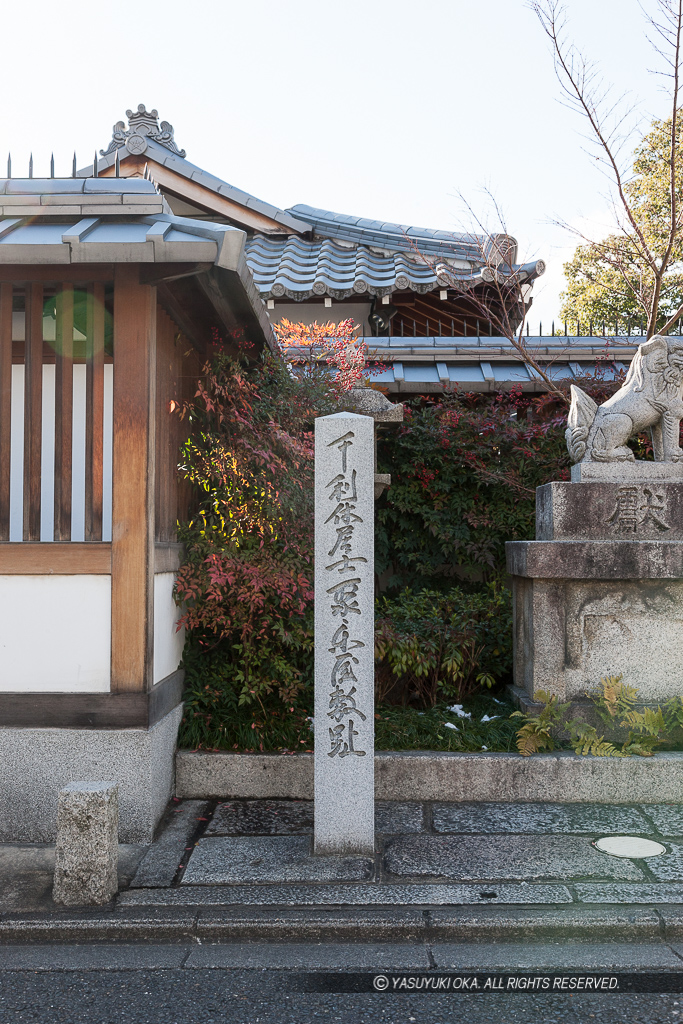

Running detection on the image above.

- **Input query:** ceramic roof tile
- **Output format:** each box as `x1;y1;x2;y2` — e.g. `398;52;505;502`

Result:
288;204;486;259
245;234;543;300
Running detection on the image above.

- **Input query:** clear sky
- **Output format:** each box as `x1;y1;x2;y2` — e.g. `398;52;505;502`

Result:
0;0;672;326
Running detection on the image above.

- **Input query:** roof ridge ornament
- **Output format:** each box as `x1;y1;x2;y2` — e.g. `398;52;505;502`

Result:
100;104;186;159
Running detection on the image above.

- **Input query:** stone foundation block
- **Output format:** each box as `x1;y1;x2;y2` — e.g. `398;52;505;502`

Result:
53;782;118;906
0;705;182;843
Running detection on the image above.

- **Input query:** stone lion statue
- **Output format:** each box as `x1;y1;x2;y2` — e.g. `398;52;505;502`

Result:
566;335;683;463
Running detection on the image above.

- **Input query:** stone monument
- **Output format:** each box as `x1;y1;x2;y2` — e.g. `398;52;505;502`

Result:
314;412;375;855
313;389;403;855
507;335;683;706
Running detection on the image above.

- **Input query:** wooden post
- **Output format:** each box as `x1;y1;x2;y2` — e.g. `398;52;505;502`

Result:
23;283;43;541
111;266;156;694
54;284;74;541
0;283;12;541
85;282;105;542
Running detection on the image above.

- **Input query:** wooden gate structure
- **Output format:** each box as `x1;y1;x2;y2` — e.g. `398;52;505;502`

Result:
0;175;273;841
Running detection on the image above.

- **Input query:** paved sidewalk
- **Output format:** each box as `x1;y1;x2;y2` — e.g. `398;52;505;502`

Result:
6;798;683;943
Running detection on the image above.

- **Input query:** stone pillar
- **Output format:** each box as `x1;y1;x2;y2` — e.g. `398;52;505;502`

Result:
314;412;375;855
507;463;683;704
53;781;119;906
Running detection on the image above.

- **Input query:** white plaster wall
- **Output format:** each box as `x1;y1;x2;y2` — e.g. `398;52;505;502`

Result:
153;572;185;684
0;575;111;692
8;364;113;543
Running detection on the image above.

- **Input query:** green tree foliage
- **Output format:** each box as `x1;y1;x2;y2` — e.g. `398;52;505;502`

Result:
560;112;683;333
375;388;571;590
374;585;510;707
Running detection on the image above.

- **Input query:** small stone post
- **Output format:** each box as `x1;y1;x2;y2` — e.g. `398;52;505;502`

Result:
53;782;119;906
314;412;375;855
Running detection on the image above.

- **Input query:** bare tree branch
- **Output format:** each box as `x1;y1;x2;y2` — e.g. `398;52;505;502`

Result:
530;0;683;339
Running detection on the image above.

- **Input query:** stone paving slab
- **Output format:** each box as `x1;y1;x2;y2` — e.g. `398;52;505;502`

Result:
658;908;683;937
376;803;425;834
121;881;573;906
182;836;374;885
0;908;199;945
432;802;653;835
206;800;312;836
575;883;683;903
0;905;671;946
384;835;644;881
639;843;683;882
430;942;683;970
3;941;683;972
0;876;55;913
639;805;683;836
205;800;424;836
0;845;145;913
184;942;431;970
130;801;210;888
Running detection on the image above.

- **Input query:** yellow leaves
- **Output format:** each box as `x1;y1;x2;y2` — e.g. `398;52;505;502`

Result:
515;675;677;758
511;692;569;757
513;720;555;757
589;674;638;720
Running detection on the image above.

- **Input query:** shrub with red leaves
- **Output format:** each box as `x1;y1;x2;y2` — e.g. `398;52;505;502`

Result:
174;344;340;720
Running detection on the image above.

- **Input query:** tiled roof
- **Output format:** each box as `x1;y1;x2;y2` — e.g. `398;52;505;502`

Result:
245;233;543;301
0;179;276;351
82;138;310;235
0;182;242;264
0;178;156;195
285;335;642;393
286;204;501;260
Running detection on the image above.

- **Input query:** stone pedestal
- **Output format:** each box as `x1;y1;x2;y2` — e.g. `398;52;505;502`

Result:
506;468;683;703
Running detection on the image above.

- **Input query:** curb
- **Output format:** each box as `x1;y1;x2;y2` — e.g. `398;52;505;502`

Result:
1;903;683;945
176;750;683;804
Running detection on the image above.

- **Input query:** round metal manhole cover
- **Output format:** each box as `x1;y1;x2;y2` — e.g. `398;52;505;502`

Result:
595;836;666;858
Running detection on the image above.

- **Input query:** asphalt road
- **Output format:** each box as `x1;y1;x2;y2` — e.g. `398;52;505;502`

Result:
1;969;683;1024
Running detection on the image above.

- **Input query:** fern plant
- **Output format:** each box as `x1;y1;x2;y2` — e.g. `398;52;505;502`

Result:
619;706;667;757
586;674;639;724
663;696;683;733
566;720;625;757
511;690;570;756
511;676;680;758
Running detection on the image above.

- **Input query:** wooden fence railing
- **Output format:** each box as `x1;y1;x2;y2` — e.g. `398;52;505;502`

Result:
0;280;113;543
